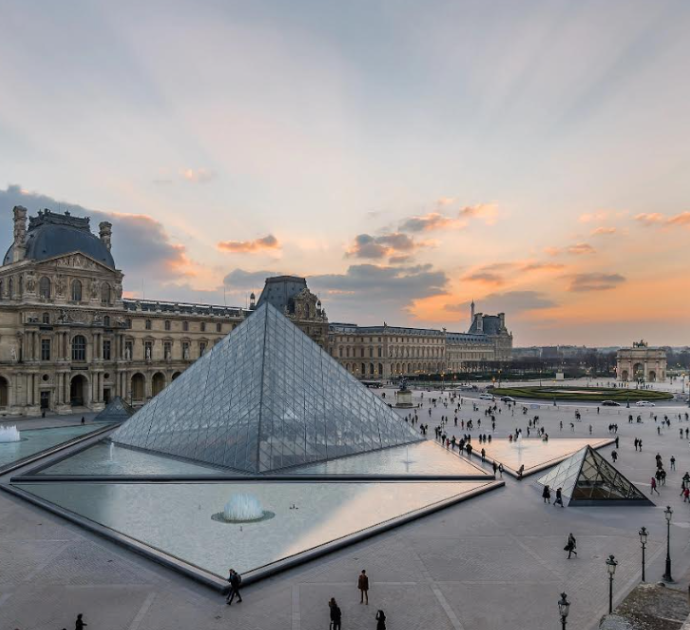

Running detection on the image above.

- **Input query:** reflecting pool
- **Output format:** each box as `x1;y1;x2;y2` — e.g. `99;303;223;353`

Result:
36;441;227;477
291;440;487;476
0;424;109;471
15;480;493;576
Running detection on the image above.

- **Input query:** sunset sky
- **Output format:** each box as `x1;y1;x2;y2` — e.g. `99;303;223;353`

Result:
1;1;689;346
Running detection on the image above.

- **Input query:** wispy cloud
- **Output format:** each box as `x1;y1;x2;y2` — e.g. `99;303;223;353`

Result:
462;271;505;285
217;234;280;253
399;212;460;232
521;261;566;272
635;212;690;228
567;273;626;292
346;232;422;260
591;226;617;236
546;243;596;256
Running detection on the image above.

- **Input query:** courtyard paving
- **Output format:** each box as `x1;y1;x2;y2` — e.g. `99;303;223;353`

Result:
1;390;690;629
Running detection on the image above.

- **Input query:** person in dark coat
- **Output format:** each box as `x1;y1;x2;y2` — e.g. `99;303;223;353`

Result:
358;569;370;604
554;487;564;507
376;609;387;630
75;614;87;630
329;597;342;630
542;485;551;504
565;533;577;559
226;568;243;604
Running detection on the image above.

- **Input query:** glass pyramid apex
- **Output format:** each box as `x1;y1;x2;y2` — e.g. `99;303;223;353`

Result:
94;396;135;423
113;302;423;473
537;445;652;506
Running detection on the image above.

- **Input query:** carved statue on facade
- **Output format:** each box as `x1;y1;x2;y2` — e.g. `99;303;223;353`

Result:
56;276;66;297
25;271;36;293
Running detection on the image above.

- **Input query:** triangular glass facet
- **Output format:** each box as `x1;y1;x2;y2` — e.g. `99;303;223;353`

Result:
113;302;422;473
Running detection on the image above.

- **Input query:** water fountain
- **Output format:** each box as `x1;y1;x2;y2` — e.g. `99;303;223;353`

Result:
513;433;525;450
222;494;267;523
0;425;21;443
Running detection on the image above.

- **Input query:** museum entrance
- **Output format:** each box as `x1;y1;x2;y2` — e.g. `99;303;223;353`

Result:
70;374;88;407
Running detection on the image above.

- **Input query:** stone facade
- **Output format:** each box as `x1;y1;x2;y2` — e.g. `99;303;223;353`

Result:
617;341;667;382
0;206;512;416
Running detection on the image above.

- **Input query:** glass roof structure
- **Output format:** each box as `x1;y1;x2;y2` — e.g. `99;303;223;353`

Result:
537;446;652;506
113;302;423;473
94;396;135;423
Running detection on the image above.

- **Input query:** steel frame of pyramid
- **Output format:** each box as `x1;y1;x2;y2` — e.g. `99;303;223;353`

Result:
537;445;653;507
112;302;423;473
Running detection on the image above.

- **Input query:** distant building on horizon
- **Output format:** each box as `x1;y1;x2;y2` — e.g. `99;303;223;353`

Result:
617;340;667;383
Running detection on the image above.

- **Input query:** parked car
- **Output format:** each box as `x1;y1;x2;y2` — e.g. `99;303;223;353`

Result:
601;400;621;407
479;393;495;401
501;396;516;403
635;400;655;407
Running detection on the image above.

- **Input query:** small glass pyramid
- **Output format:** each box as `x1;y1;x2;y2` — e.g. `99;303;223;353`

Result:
537;445;652;506
94;396;135;423
113;302;422;473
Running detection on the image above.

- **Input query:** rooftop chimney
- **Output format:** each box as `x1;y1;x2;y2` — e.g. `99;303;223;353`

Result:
12;206;28;263
99;221;112;251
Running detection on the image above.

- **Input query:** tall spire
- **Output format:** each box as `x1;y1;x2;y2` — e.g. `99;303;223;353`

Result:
470;299;475;324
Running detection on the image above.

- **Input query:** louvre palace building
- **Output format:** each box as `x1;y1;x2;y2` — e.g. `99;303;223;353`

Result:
0;206;512;416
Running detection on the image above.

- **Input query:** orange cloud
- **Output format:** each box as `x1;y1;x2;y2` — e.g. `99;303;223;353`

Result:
217;234;280;253
521;261;566;272
399;212;461;232
346;232;424;260
458;203;498;225
637;211;690;228
591;226;616;236
546;243;596;256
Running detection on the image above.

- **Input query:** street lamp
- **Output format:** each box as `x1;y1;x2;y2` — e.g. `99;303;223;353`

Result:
639;527;647;582
663;506;674;582
558;592;570;630
606;554;618;614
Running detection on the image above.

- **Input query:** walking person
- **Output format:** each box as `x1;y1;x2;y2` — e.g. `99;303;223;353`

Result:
671;456;676;471
542;485;551;504
358;569;369;605
565;533;577;559
75;614;87;630
611;450;618;463
498;463;504;477
226;568;243;605
554;487;564;507
329;598;342;630
376;609;387;630
650;477;660;495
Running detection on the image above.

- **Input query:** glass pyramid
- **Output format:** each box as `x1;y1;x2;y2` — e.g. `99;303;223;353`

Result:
537;446;652;506
94;396;135;423
113;302;423;473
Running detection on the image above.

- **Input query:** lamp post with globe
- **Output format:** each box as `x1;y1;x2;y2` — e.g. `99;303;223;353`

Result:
606;555;618;614
639;527;647;582
558;592;570;630
662;506;674;582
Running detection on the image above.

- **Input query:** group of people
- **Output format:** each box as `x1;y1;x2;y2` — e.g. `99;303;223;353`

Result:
328;571;387;630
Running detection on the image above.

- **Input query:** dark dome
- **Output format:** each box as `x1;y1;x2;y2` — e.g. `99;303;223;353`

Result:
3;210;115;268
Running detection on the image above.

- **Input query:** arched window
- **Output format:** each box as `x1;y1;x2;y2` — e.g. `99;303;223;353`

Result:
101;283;111;305
42;312;50;324
39;277;51;299
71;279;82;302
103;315;111;327
8;278;13;298
72;335;87;361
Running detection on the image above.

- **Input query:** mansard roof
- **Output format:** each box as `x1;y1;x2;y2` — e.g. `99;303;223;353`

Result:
3;209;115;269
